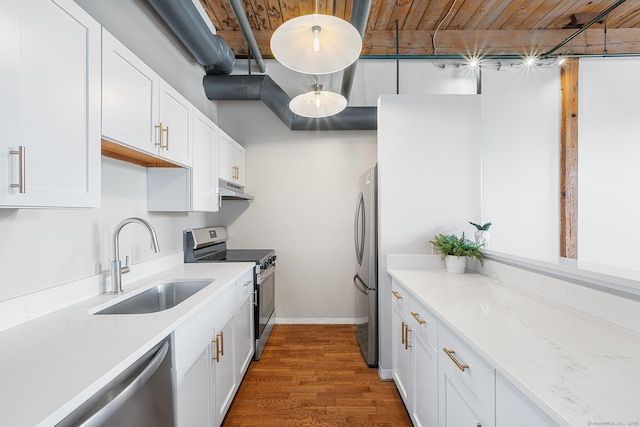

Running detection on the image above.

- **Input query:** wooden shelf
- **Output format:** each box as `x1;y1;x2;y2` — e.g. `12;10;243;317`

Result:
101;139;181;168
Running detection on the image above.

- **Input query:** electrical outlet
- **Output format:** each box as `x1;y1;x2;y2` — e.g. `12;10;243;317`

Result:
132;244;142;265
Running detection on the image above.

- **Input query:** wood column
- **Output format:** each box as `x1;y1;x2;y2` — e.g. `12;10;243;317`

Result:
560;58;579;259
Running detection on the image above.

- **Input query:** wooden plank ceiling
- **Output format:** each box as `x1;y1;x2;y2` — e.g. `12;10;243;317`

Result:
200;0;640;58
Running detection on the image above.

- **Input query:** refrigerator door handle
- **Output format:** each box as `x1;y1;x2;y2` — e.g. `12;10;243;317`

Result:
353;274;370;295
354;192;365;265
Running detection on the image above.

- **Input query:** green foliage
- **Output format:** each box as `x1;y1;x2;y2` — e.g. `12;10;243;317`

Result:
429;232;485;266
469;221;492;231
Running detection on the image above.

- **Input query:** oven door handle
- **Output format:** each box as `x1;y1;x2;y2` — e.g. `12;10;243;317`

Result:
257;264;276;284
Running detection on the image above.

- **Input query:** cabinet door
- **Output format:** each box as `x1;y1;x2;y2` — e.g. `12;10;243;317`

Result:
0;0;100;208
438;353;494;427
211;310;237;426
218;131;236;183
102;29;159;155
192;110;219;212
158;80;192;166
218;130;246;186
392;303;412;407
236;289;255;378
175;335;212;427
413;331;438;427
234;143;246;187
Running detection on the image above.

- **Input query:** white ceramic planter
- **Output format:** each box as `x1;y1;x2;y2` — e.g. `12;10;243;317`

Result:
474;230;490;248
445;255;466;274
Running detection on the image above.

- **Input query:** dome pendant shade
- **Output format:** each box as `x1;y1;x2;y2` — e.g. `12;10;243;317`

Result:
270;14;362;75
289;89;348;118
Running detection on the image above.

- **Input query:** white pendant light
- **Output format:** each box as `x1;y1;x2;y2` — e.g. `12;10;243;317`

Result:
270;14;362;75
289;85;347;118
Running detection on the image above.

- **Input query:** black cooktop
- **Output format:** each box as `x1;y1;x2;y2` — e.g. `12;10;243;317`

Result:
200;249;274;263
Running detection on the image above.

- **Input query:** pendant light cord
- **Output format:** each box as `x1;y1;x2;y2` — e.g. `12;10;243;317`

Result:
432;0;459;55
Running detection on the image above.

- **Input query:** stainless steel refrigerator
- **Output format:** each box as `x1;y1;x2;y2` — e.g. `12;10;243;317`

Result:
353;165;378;367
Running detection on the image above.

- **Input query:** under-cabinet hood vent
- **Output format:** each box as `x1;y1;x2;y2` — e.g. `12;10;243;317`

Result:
219;180;253;201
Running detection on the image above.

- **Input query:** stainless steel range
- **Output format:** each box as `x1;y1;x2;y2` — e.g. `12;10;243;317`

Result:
183;226;276;360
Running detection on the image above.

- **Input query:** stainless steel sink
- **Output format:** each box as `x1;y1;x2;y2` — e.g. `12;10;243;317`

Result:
95;279;214;315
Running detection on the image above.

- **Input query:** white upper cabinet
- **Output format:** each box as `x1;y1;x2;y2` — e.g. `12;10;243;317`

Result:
191;110;219;212
102;28;159;155
147;109;219;212
0;0;101;208
102;29;192;167
218;130;246;187
158;80;192;166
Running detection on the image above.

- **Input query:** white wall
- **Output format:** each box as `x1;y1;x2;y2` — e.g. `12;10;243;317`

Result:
481;67;561;261
377;94;482;374
578;57;640;280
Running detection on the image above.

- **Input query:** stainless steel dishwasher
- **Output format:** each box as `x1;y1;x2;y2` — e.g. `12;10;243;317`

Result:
57;338;174;427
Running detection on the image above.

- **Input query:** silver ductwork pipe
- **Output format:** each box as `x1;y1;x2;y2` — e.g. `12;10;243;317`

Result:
341;0;372;99
204;75;377;130
147;0;235;75
229;0;267;73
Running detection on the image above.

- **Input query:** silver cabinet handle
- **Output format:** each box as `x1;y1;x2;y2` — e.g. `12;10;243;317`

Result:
9;146;26;193
77;341;169;427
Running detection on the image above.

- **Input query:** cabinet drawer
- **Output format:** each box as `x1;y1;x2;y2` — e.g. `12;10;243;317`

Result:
438;322;495;416
391;279;411;313
496;373;558;426
408;296;437;349
236;268;254;298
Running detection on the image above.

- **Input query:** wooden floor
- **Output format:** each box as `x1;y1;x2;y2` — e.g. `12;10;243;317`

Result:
222;324;412;427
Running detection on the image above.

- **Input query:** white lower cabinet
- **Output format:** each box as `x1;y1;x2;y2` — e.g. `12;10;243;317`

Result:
391;277;557;427
173;268;254;427
211;309;236;426
391;282;438;427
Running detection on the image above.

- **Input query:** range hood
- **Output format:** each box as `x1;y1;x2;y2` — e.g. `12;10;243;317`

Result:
219;179;254;201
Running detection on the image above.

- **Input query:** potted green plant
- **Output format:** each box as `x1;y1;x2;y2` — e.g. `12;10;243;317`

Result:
429;232;484;273
469;221;492;248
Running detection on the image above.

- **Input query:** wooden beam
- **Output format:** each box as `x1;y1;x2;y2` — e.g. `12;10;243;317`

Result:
560;58;579;259
217;28;640;57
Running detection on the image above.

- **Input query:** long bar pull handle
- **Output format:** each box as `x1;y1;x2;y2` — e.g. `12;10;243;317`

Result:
219;331;224;356
443;347;469;371
253;290;258;306
163;125;170;150
155;122;164;148
401;322;407;345
213;334;221;362
411;312;426;325
9;146;26;193
405;327;412;350
392;290;403;300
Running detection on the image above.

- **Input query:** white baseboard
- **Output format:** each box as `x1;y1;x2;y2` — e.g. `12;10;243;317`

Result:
275;317;357;324
378;367;394;381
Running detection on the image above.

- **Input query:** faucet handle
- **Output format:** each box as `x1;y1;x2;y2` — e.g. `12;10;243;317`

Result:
121;255;131;275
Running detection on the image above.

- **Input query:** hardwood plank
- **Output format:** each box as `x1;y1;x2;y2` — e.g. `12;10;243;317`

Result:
560;58;579;259
403;0;433;30
222;324;411;427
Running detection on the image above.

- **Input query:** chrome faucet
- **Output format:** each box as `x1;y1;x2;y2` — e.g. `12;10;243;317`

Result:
109;217;160;294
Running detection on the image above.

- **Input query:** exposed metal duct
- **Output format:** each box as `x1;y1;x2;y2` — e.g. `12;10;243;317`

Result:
228;0;267;73
204;75;377;130
147;0;235;75
341;0;372;99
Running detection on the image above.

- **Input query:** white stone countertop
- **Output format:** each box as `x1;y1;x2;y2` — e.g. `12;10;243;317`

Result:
388;268;640;427
0;262;254;427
